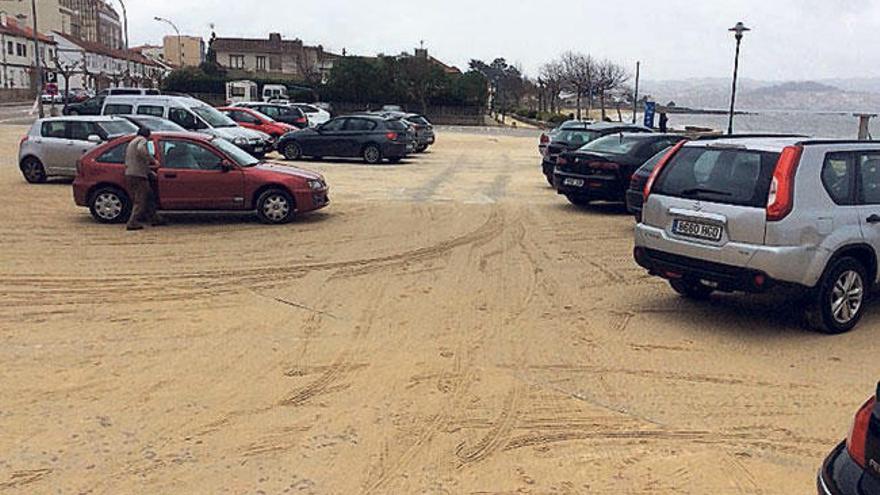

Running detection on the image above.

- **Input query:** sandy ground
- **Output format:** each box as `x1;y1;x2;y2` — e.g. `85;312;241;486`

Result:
1;125;878;494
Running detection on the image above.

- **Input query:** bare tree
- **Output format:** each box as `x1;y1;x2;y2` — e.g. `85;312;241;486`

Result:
52;50;83;112
559;52;595;120
539;60;565;114
596;59;630;121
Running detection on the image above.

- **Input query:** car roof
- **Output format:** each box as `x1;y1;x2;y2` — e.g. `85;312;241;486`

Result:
686;136;804;153
588;122;652;131
39;115;131;122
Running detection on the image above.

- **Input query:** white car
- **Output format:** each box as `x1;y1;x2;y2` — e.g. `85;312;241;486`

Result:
292;103;331;127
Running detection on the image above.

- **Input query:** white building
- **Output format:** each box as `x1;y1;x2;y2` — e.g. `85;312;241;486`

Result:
52;32;167;91
0;14;57;91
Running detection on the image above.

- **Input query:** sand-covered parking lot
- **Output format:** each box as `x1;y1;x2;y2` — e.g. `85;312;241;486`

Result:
1;124;878;494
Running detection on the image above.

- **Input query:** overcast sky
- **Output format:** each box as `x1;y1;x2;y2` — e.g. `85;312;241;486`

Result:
126;0;880;81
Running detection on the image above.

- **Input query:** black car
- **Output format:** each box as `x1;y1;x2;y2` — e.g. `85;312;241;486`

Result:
554;133;687;207
378;112;435;152
276;115;411;164
63;94;104;116
819;383;880;495
233;102;309;128
541;122;653;185
625;146;680;221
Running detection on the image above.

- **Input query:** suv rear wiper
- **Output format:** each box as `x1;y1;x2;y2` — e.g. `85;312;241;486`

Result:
680;188;732;197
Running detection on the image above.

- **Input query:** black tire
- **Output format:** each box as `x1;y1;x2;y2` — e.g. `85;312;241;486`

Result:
363;144;382;164
255;188;295;224
281;141;302;161
805;257;868;334
669;279;714;301
20;157;47;184
416;144;428;153
565;194;591;207
89;186;131;224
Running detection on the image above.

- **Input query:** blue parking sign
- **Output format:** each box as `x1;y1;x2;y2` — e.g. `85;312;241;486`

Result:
644;102;656;128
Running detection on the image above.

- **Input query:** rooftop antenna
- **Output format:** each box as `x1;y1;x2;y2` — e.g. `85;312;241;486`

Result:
419;39;425;50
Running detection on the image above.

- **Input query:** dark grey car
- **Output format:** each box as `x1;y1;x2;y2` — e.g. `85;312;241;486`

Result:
276;115;411;164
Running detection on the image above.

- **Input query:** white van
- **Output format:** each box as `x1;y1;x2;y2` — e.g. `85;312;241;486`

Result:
226;80;258;105
262;84;288;102
101;95;272;157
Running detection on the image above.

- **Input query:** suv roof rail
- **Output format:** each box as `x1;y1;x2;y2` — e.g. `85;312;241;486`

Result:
797;139;879;146
695;133;808;141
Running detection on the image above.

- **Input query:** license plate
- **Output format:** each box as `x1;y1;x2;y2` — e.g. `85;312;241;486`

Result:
563;178;585;187
253;147;264;153
673;219;723;241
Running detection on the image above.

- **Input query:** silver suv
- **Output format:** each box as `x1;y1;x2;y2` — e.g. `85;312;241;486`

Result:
18;116;137;183
634;136;880;334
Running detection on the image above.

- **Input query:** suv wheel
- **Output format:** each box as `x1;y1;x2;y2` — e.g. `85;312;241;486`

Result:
20;157;47;183
282;142;302;161
363;144;382;164
806;257;868;334
256;188;295;224
89;187;130;224
669;279;714;301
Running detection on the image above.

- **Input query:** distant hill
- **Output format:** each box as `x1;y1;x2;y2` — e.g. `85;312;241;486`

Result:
642;78;880;112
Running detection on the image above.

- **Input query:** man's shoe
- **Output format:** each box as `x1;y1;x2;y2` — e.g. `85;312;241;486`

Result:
126;224;144;231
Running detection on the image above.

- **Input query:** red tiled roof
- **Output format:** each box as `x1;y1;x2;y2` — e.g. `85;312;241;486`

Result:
0;18;55;44
54;33;161;67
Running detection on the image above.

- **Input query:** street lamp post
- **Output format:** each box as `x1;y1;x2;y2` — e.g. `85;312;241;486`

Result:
30;0;43;117
154;17;183;67
727;22;750;135
115;0;130;85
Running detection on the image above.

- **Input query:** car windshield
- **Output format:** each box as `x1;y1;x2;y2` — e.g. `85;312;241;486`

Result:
555;130;600;146
97;120;138;136
652;146;781;207
579;134;643;155
212;137;261;167
192;105;237;128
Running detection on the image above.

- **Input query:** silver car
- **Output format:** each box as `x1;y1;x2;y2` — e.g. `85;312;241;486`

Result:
634;136;880;334
18;116;138;183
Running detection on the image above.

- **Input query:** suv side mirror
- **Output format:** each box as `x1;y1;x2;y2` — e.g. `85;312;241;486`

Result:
220;160;234;172
87;134;102;143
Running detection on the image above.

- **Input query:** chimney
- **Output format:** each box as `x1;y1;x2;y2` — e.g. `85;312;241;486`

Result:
415;48;428;59
269;33;282;47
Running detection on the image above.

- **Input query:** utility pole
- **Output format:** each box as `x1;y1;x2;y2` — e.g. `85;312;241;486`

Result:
632;61;640;124
727;22;750;135
30;0;43;117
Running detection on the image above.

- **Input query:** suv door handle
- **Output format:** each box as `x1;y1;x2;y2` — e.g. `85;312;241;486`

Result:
867;215;880;224
163;172;177;179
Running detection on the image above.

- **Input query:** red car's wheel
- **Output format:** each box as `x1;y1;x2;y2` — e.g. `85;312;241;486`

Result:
256;188;295;224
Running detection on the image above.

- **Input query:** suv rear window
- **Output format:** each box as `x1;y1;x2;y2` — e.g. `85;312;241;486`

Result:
653;146;781;208
104;104;133;115
385;120;408;131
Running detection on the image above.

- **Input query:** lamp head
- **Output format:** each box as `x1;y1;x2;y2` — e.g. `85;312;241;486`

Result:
729;22;751;40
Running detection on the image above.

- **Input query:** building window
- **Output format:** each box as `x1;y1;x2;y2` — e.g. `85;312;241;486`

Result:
229;54;245;69
16;43;25;57
256;56;266;71
6;41;12;55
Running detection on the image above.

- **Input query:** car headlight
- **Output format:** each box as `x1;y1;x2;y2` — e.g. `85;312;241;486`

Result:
307;180;324;191
233;137;247;145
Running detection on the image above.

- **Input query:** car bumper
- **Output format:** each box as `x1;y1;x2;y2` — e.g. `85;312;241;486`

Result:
73;179;89;207
634;246;781;293
554;171;625;201
818;441;880;495
237;141;272;155
293;187;330;213
634;222;822;287
542;158;556;177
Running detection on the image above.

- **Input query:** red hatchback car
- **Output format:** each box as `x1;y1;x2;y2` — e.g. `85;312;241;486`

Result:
73;132;329;225
219;107;301;139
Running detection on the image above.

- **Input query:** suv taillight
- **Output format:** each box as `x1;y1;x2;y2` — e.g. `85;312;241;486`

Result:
20;135;28;146
847;395;876;468
540;133;549;145
385;132;398;141
766;145;803;222
643;140;686;199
